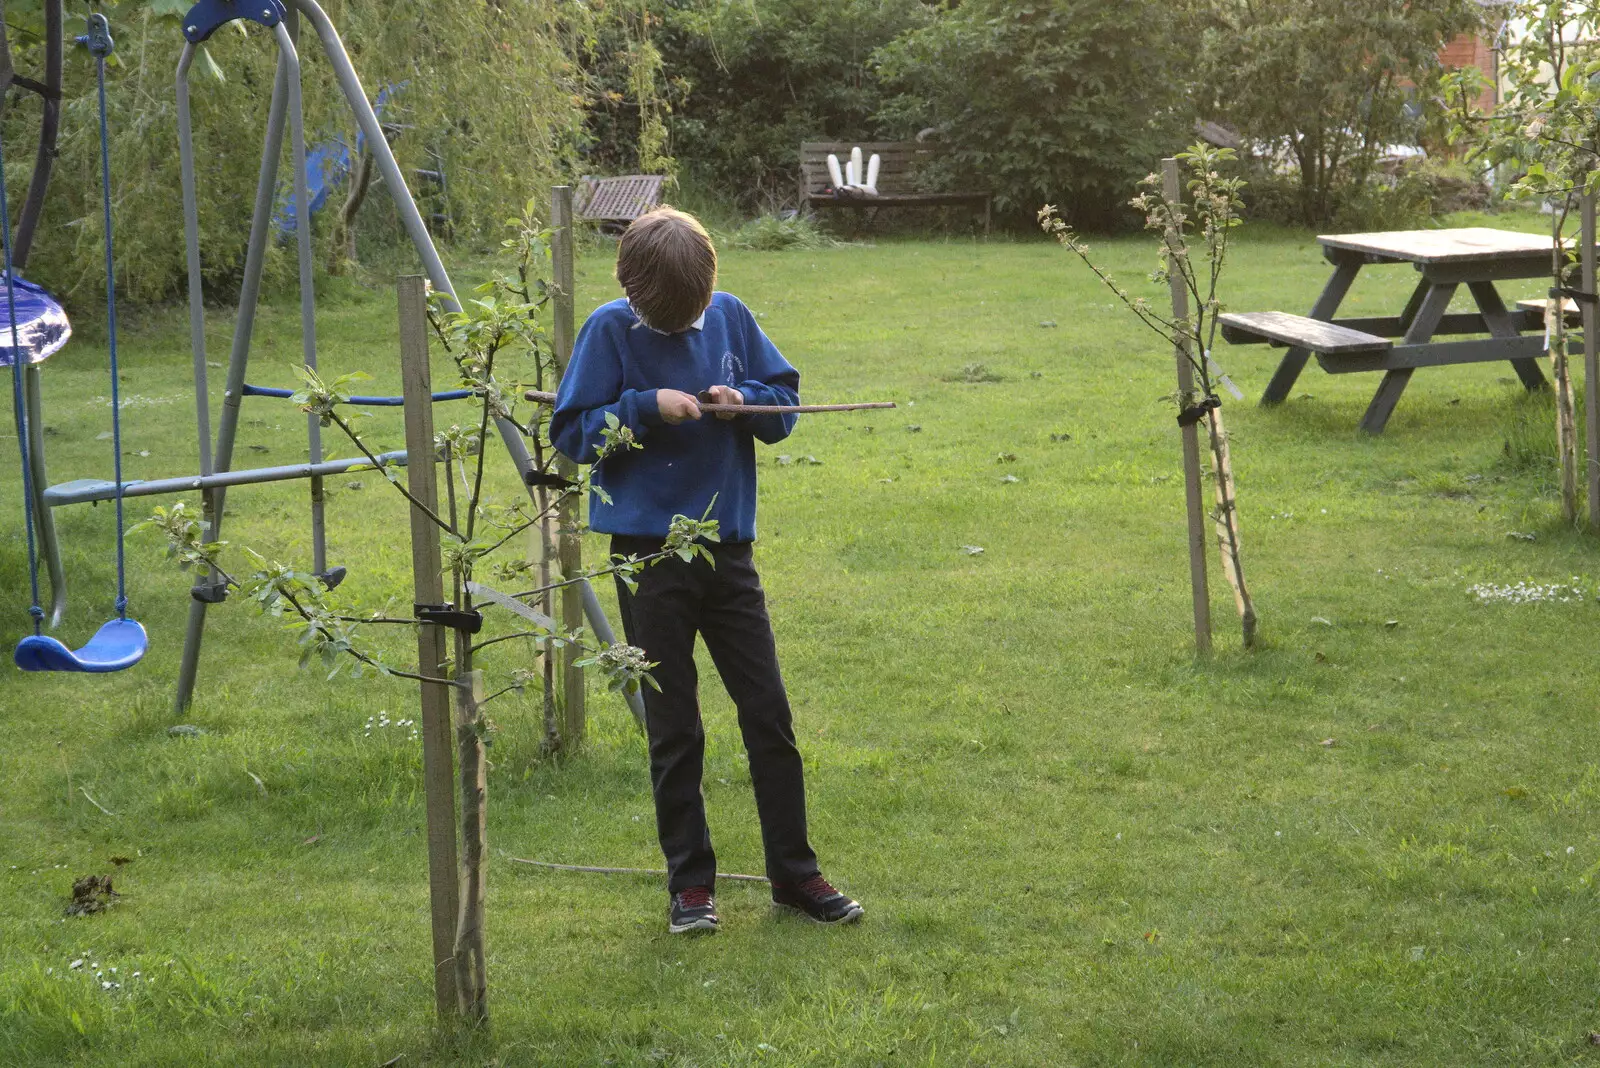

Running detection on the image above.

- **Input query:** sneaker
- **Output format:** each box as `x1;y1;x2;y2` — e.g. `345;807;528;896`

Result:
668;887;719;934
771;873;864;925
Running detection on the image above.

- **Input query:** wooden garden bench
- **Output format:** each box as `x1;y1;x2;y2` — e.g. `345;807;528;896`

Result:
799;141;990;234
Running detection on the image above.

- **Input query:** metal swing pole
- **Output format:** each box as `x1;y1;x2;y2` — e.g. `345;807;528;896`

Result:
10;0;67;628
291;0;456;307
293;0;573;584
174;32;293;713
293;0;650;731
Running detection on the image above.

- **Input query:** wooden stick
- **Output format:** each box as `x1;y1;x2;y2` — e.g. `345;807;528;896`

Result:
523;389;895;415
1582;187;1598;531
551;185;586;748
504;855;768;883
398;276;461;1020
1554;207;1580;523
1161;158;1213;655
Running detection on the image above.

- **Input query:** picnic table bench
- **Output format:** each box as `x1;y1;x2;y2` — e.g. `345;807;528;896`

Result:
1220;227;1575;434
799;141;990;234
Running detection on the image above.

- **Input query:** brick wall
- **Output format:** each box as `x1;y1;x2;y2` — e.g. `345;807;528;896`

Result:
1439;33;1497;113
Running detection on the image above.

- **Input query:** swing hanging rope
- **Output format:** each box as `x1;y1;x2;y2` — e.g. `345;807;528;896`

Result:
87;17;129;620
6;13;140;672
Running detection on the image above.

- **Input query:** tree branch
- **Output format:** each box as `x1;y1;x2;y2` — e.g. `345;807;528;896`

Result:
328;411;453;533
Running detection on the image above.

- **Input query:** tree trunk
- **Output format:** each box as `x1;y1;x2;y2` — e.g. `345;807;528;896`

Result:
536;482;559;753
1554;211;1579;523
330;148;375;274
452;661;488;1025
1205;406;1257;649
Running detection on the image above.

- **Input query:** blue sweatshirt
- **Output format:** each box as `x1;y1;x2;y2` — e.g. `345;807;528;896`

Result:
550;291;799;542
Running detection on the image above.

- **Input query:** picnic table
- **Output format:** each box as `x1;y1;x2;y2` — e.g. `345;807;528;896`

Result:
1219;227;1569;434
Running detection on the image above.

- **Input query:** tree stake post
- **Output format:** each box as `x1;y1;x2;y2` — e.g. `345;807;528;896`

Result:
1583;188;1598;532
1161;158;1214;654
1553;206;1580;524
551;185;586;745
397;275;461;1018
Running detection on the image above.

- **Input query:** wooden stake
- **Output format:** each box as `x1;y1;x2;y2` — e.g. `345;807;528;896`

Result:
1161;158;1213;654
452;668;488;1024
397;275;460;1019
552;185;585;747
1582;188;1598;532
1554;208;1580;524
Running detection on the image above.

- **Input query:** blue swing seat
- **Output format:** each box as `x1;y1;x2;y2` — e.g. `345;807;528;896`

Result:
15;617;147;673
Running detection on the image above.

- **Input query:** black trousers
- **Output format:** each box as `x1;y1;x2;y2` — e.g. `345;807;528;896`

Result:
611;535;819;893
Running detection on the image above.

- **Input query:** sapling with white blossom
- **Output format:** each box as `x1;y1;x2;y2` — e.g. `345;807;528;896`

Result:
1040;144;1257;648
1443;1;1600;527
136;204;716;1023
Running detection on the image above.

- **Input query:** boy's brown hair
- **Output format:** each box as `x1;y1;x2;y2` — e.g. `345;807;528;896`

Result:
615;206;717;333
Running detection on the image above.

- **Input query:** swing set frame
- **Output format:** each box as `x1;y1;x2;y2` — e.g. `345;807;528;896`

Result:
10;0;641;721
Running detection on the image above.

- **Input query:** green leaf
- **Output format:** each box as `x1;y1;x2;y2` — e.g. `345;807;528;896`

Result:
199;46;226;84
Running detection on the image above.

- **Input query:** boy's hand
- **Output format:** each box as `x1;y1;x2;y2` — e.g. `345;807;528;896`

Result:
703;385;744;420
657;389;702;425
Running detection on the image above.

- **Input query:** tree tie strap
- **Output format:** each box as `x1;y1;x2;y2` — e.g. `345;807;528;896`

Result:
1177;395;1222;428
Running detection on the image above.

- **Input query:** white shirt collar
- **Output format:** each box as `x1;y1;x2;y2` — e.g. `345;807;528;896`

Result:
629;301;706;334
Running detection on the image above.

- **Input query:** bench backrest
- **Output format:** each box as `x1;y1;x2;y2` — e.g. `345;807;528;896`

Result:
799;141;947;199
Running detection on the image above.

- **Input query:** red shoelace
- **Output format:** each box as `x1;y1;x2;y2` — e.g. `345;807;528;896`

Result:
796;874;838;899
678;887;714;909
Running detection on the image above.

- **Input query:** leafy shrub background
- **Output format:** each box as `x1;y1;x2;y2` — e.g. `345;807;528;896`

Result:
1186;0;1485;226
874;0;1189;230
9;0;581;304
574;0;931;212
0;0;1493;308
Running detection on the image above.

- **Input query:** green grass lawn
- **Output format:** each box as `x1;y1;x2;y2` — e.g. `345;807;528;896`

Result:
4;216;1600;1066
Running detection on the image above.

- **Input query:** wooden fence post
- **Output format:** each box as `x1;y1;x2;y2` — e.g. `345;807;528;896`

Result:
397;275;460;1018
552;185;586;745
1161;158;1213;654
1582;189;1598;532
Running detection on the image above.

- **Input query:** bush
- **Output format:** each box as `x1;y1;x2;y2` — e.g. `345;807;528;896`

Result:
654;0;932;212
1241;157;1490;229
721;214;834;252
873;0;1188;230
10;1;583;305
1188;0;1486;226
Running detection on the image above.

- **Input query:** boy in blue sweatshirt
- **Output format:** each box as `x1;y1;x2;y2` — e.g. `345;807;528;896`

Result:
551;207;863;935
